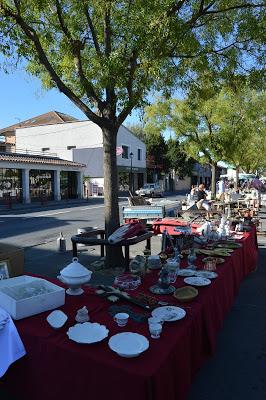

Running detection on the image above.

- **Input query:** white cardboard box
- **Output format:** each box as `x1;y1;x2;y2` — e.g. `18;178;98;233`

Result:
0;275;65;320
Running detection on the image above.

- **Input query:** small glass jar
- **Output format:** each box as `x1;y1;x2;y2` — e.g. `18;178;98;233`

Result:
187;248;197;270
204;258;217;271
166;260;179;283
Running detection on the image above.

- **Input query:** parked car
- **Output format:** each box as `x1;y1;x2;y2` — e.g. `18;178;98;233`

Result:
135;183;163;197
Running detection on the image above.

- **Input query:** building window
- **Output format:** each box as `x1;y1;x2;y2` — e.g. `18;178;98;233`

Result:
29;170;54;201
67;146;76;150
60;171;78;199
0;168;22;203
42;147;50;152
122;145;129;159
137;148;142;161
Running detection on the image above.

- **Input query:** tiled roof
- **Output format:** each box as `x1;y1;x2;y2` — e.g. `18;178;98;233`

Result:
0;111;80;135
0;152;85;168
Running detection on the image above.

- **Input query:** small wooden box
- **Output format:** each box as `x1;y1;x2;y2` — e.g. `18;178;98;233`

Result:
0;243;24;277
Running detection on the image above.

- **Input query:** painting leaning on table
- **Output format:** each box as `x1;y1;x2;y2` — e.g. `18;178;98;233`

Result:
0;260;10;280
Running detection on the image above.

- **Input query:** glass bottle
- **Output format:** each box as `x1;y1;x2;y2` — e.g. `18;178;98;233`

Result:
187;248;197;270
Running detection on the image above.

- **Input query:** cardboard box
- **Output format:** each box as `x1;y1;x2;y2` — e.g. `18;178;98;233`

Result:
0;243;24;277
0;275;65;320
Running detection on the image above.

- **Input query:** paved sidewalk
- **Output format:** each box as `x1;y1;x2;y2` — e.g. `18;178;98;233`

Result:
188;209;266;400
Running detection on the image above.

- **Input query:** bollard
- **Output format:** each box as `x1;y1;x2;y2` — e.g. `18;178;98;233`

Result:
57;232;66;252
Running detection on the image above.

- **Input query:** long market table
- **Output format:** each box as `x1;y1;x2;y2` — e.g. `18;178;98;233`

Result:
1;227;258;400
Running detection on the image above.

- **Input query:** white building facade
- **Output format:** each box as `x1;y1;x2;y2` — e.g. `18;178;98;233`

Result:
15;121;147;194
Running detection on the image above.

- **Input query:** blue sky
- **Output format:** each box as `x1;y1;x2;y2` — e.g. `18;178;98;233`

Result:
0;68;139;128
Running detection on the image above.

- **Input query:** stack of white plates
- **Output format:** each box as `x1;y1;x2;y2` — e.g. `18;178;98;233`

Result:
108;332;149;358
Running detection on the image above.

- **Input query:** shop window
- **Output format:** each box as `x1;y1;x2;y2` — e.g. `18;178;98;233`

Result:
60;171;78;199
0;168;22;203
122;145;129;159
29;170;54;201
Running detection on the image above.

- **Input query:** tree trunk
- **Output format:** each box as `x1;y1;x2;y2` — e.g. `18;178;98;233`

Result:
102;126;125;268
235;165;240;190
211;162;217;198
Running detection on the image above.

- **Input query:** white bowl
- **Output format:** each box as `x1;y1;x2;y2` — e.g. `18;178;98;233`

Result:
46;310;68;329
57;258;92;295
57;275;91;286
59;258;92;284
108;332;149;358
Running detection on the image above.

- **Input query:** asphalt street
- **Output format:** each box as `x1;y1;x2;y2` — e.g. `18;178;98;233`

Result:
0;194;183;249
0;195;182;279
0;200;106;248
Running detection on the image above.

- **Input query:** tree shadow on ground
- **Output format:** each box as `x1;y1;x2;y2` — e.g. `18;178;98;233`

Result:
0;198;105;216
24;244;119;286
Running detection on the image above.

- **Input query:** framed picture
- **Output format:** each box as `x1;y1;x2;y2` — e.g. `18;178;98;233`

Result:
0;260;10;280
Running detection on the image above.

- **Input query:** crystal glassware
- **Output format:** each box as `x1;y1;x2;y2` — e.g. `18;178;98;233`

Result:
187;248;197;270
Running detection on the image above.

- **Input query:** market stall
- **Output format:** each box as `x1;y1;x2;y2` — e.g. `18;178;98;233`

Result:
1;225;258;400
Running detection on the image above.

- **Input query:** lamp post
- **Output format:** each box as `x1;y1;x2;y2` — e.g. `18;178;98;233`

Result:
129;152;134;194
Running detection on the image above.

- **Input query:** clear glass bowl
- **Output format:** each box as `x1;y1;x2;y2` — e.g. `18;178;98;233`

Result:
114;274;141;291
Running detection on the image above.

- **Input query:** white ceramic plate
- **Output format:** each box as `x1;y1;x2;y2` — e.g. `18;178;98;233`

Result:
47;310;68;329
184;277;211;287
67;322;109;344
108;332;149;358
152;306;186;322
176;269;196;277
194;271;218;279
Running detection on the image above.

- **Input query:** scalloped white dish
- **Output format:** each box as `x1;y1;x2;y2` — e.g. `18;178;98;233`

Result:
67;322;109;344
108;332;149;358
46;310;68;329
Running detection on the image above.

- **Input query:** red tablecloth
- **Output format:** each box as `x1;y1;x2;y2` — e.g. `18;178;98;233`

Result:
153;218;200;235
2;228;258;400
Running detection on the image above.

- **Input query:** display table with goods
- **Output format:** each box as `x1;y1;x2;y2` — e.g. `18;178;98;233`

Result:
71;224;153;271
1;225;258;400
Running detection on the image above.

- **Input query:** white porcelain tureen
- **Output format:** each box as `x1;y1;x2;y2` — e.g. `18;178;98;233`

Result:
57;257;92;295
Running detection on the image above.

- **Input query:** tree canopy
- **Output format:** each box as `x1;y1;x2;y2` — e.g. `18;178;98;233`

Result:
0;1;265;264
0;1;265;128
143;85;266;194
211;87;266;174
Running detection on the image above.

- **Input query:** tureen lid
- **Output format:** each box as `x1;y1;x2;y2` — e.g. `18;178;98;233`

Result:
60;258;91;278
